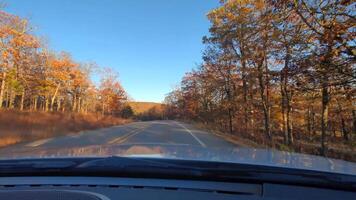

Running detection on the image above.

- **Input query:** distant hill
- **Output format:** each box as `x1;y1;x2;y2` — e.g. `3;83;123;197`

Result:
127;102;164;115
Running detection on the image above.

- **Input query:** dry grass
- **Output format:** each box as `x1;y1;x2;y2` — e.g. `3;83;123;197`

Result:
0;110;131;148
191;121;356;162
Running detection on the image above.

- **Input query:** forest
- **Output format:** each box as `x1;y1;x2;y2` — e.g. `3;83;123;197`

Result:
0;10;128;115
0;9;132;147
164;0;355;158
0;1;355;160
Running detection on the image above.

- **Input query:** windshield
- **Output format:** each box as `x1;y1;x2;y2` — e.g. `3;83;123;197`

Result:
0;0;355;174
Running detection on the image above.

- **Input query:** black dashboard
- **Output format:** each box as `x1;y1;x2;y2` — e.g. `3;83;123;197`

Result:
0;176;354;200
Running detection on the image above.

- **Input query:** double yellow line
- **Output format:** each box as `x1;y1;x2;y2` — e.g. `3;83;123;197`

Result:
108;124;151;145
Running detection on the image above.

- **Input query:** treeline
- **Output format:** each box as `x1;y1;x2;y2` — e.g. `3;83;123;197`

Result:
0;10;128;115
136;106;165;121
125;102;166;121
165;0;355;155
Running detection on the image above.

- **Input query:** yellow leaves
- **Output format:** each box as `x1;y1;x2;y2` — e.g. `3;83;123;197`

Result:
227;0;249;6
208;0;261;28
207;8;223;23
332;49;340;57
226;12;235;21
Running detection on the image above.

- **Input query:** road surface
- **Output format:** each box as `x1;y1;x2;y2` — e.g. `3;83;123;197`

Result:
0;120;237;157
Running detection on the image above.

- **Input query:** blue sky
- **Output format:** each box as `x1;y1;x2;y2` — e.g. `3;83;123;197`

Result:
4;0;219;103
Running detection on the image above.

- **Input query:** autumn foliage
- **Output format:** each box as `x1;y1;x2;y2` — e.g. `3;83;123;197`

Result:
165;0;355;158
0;9;132;147
0;10;128;115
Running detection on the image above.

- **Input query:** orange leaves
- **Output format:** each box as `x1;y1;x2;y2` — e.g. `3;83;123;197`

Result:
254;0;265;10
71;69;87;87
48;53;78;81
46;52;80;97
0;9;129;114
1;50;8;59
99;68;127;113
10;33;39;49
0;12;40;74
0;26;12;38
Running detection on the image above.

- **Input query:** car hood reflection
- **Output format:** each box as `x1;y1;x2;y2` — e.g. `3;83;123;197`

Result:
0;143;355;175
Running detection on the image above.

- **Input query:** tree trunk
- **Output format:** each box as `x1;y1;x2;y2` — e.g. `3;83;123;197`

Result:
78;97;83;113
287;105;293;144
320;79;329;156
263;104;270;139
242;59;248;131
311;111;316;136
50;84;60;111
307;106;311;137
281;69;288;144
72;94;77;112
9;88;14;109
0;72;6;109
76;97;81;113
57;98;61;112
4;84;8;108
281;46;294;145
337;103;348;141
84;103;88;114
33;96;38;111
42;98;45;111
102;102;105;116
332;126;336;138
45;96;49;112
20;89;25;111
228;108;233;134
258;60;271;141
282;107;288;144
249;92;255;136
352;110;356;141
265;61;271;141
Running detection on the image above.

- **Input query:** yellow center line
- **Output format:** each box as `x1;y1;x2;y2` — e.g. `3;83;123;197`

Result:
108;124;151;145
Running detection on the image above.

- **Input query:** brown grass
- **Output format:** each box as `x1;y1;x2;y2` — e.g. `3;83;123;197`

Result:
0;110;131;148
191;121;356;162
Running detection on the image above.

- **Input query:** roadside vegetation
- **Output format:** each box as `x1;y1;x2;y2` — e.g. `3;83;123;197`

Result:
0;110;131;147
164;0;355;160
0;9;131;147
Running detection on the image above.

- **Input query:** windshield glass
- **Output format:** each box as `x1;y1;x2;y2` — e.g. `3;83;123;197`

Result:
0;0;355;174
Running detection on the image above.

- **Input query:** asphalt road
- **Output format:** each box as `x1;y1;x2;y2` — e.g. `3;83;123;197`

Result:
0;120;236;157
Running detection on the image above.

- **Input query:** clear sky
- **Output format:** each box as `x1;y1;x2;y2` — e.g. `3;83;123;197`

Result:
4;0;219;103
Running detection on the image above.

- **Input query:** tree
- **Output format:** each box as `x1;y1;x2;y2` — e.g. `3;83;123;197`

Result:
99;68;127;115
165;0;355;157
0;9;129;117
293;0;355;155
121;105;134;119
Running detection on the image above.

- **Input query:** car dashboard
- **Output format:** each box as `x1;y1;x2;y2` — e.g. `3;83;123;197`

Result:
0;176;354;200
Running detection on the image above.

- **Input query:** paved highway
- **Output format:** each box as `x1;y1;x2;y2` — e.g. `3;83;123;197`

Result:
0;120;236;157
